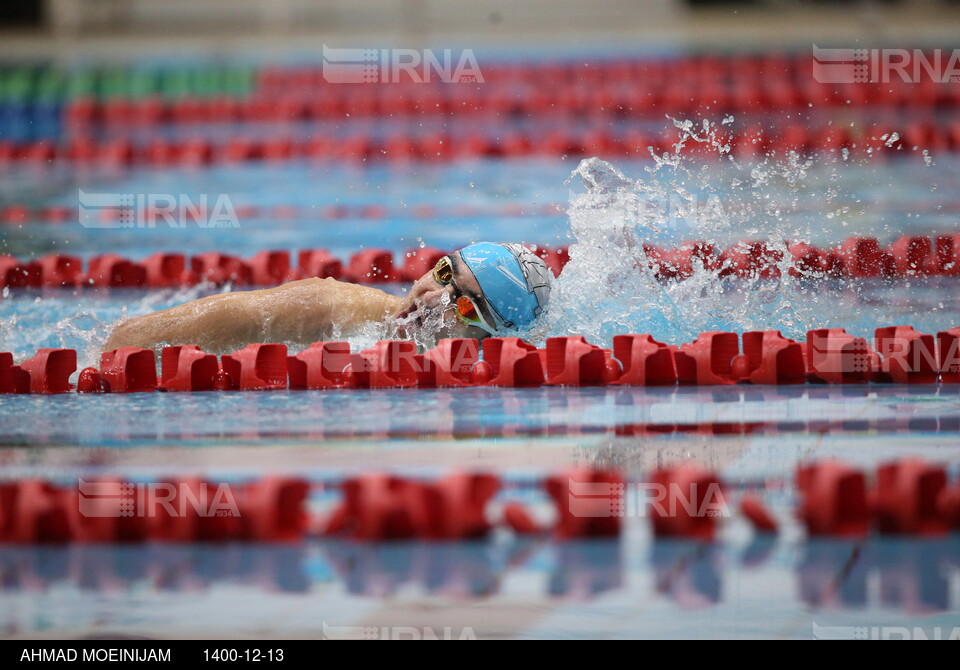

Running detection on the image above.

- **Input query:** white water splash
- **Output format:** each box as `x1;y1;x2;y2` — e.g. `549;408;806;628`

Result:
534;118;911;346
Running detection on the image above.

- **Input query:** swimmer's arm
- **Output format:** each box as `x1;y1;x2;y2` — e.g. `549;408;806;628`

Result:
102;278;402;354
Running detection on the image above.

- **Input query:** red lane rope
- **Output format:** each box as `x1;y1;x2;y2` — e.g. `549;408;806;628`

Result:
3;326;959;395
1;235;958;290
1;459;958;543
1;121;956;166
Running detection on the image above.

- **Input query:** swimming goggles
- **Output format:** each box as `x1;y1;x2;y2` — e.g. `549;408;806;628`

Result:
432;255;497;334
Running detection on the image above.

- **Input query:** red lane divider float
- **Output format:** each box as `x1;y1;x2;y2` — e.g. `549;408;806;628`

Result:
737;330;807;385
6;348;77;394
649;464;725;541
797;459;960;538
796;461;871;538
805;328;877;384
2;458;959;544
471;337;544;387
346;340;418;389
7;120;960;169
940;327;960;383
875;325;940;384
544;336;609;386
673;331;740;386
86;254;146;288
5;235;960;291
611;334;676;386
220;343;288;391
287;342;352;390
98;346;158;392
544;468;625;539
873;459;951;536
160;345;219;392
323;472;499;541
2;323;960;395
416;338;479;388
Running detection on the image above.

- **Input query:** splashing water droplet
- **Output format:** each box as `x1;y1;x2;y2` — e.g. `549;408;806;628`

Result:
531;118;912;346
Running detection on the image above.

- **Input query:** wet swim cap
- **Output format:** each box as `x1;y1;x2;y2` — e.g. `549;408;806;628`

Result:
457;242;552;331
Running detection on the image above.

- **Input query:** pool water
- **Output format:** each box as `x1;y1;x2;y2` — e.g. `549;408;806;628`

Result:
3;156;958;259
0;385;958;450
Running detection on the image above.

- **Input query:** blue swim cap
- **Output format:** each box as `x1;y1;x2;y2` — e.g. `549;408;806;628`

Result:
457;242;552;331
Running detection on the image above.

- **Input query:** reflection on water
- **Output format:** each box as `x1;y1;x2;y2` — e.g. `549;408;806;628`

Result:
652;541;723;608
0;385;958;448
798;539;958;614
1;536;957;617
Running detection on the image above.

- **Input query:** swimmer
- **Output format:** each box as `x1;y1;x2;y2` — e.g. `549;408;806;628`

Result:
103;242;553;354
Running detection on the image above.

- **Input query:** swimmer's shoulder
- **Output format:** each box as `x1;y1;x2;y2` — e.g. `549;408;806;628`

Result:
287;275;341;288
267;275;343;292
272;276;380;300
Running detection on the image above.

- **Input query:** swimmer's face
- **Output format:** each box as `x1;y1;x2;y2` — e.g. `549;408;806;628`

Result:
395;252;491;340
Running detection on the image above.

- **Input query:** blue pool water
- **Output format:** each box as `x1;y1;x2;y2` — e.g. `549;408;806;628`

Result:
0;385;958;450
3;156;959;259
